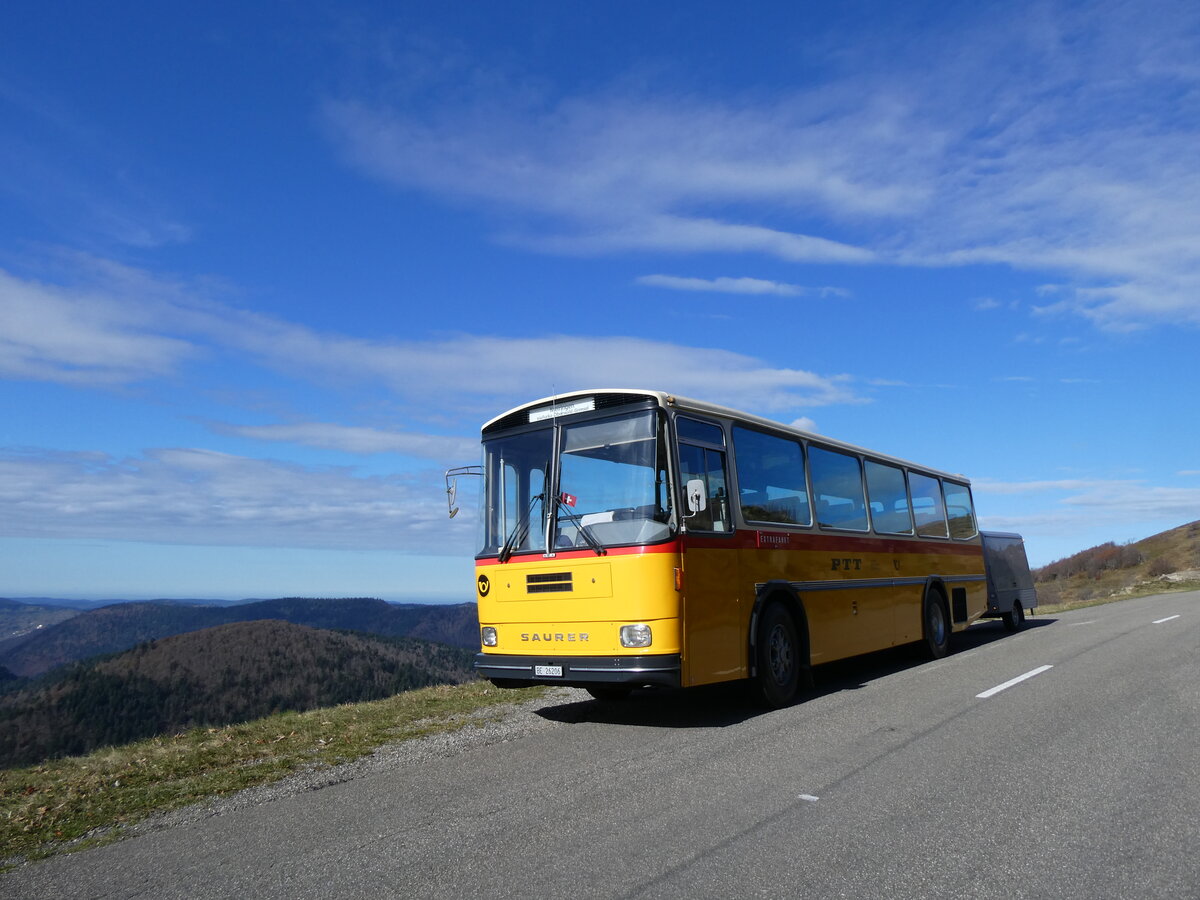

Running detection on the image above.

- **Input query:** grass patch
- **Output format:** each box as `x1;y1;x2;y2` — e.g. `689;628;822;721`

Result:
1;680;546;868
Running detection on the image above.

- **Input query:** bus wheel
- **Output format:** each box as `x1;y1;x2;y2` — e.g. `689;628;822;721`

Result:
586;685;633;702
755;603;801;708
922;588;950;659
1003;600;1025;633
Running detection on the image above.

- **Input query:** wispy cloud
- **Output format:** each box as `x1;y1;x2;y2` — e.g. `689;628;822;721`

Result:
973;475;1200;559
0;267;200;384
974;476;1200;528
0;447;465;554
635;274;847;298
322;1;1200;329
213;422;477;460
0;258;867;419
321;91;892;264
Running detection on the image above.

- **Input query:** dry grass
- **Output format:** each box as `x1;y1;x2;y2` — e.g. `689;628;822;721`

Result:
1035;577;1200;615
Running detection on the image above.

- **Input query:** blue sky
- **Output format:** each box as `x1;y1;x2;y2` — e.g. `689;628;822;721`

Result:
2;0;1199;602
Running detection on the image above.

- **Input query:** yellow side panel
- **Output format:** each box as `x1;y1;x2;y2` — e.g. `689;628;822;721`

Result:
680;535;987;677
679;547;745;686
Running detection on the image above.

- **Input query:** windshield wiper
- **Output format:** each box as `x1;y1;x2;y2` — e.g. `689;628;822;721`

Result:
498;493;543;563
554;493;606;556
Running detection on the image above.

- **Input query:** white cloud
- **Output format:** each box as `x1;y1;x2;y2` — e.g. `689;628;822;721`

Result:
789;417;818;432
0;261;865;420
522;215;874;263
321;92;895;264
973;474;1200;562
215;422;477;460
0;268;199;384
974;476;1200;524
635;274;846;297
973;478;1112;495
0;447;467;554
322;2;1200;329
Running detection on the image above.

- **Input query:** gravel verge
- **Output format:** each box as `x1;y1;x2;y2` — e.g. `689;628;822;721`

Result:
126;686;591;837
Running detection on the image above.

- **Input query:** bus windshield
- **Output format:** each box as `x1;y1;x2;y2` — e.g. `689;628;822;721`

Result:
478;409;673;557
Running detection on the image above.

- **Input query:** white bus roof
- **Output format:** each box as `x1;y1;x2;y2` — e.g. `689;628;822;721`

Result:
483;389;972;485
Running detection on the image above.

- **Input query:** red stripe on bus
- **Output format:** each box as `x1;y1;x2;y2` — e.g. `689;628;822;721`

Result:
476;542;683;566
476;530;982;564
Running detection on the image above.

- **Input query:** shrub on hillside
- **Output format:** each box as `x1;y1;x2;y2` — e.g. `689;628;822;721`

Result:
1036;541;1143;581
1147;557;1178;577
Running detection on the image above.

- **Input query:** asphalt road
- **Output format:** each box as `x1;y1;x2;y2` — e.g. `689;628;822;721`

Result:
5;591;1198;899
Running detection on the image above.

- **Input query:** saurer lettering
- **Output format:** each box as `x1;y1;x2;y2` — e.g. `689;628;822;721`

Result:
520;633;589;642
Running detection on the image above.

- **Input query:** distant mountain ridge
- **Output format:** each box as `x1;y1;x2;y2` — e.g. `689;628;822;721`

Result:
0;598;479;678
0;620;476;767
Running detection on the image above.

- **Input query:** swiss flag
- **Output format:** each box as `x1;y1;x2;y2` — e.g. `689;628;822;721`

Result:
561;492;577;507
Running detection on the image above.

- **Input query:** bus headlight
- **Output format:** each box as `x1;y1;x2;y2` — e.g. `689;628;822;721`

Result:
620;624;652;648
481;627;498;647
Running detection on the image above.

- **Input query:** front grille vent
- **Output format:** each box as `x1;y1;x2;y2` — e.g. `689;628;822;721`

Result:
527;572;573;593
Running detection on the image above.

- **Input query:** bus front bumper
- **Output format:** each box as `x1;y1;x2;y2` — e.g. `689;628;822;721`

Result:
474;652;681;689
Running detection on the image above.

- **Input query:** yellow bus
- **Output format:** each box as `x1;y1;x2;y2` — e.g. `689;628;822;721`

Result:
447;389;988;706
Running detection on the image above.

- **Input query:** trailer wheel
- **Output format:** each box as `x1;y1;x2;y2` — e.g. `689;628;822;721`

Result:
922;587;950;659
754;602;801;708
1003;600;1025;633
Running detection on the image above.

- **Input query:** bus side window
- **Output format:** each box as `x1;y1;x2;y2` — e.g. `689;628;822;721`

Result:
732;426;811;526
809;446;869;532
910;472;948;538
865;459;913;535
943;482;978;540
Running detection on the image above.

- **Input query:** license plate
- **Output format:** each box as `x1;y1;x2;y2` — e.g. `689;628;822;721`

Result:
534;665;563;677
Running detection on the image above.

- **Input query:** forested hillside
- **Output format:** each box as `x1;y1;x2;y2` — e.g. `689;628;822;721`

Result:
0;621;476;767
0;599;80;658
0;598;478;678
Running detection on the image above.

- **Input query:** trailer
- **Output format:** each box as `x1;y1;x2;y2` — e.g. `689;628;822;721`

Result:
980;531;1038;631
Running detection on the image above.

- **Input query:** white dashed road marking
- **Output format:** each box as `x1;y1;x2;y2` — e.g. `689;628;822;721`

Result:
976;665;1054;699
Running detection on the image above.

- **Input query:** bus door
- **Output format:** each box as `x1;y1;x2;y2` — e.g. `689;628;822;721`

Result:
676;417;742;686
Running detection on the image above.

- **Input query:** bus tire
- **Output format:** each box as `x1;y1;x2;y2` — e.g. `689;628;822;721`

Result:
922;587;950;659
1003;600;1025;633
755;602;801;708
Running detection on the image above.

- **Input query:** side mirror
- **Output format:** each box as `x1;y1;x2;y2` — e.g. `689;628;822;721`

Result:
686;479;707;514
445;465;483;519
